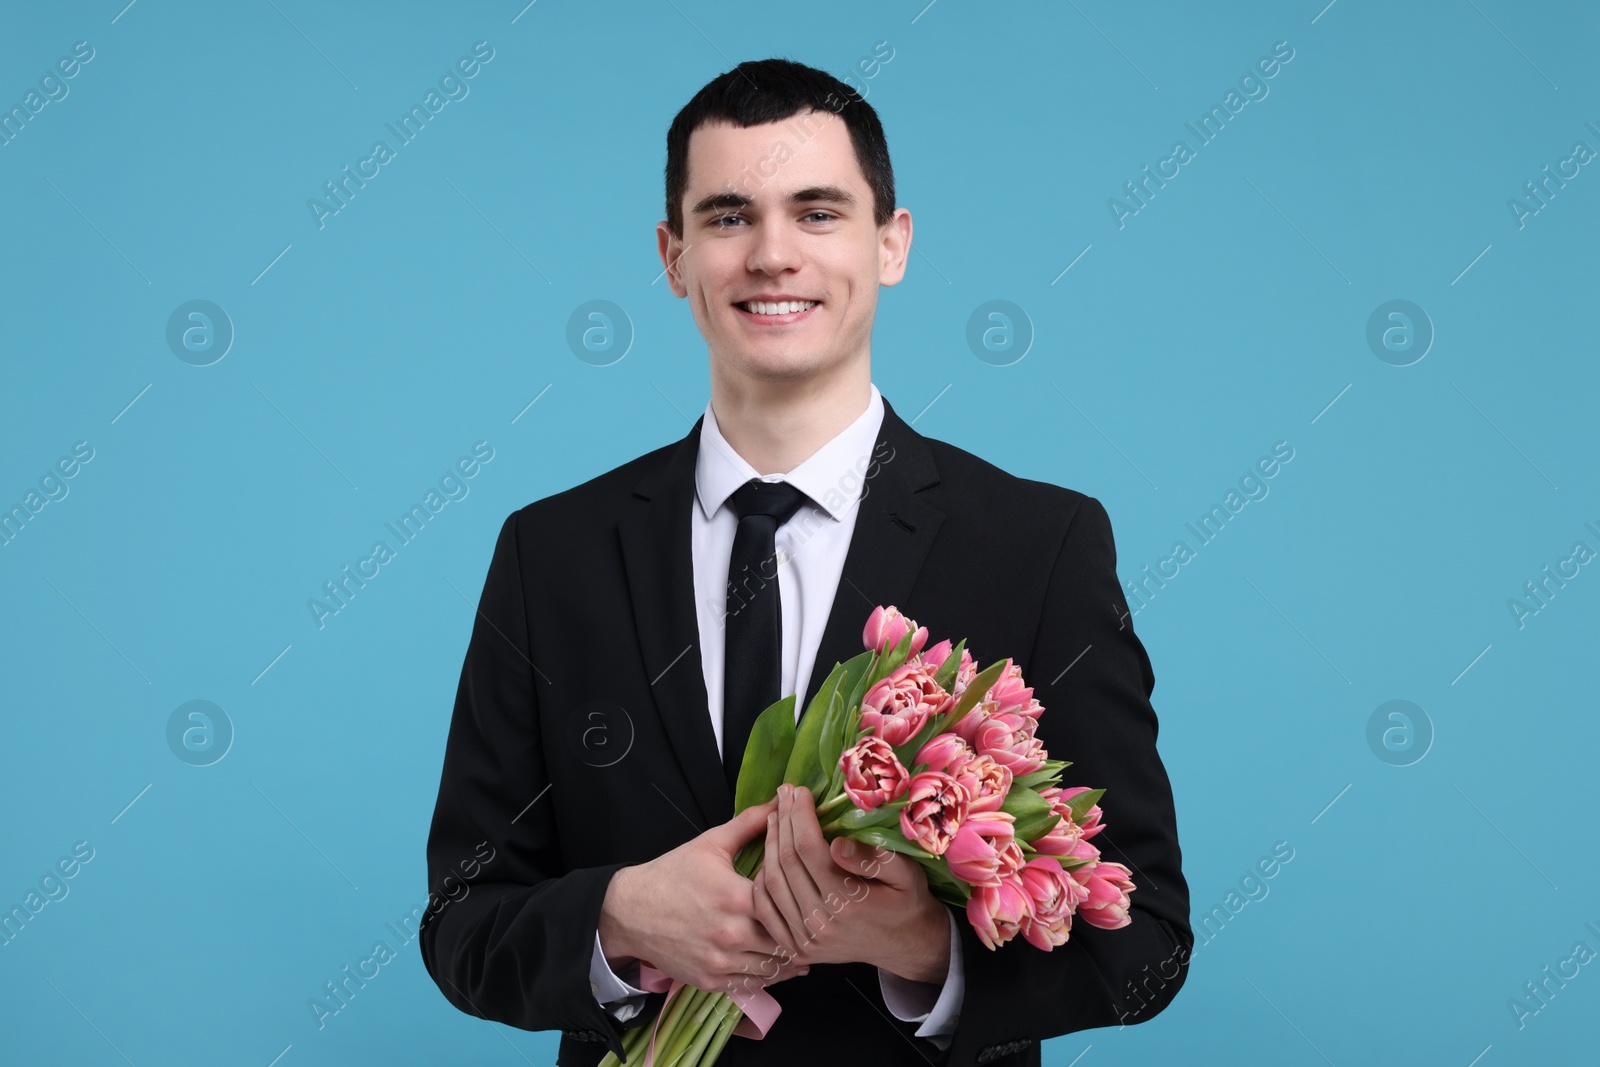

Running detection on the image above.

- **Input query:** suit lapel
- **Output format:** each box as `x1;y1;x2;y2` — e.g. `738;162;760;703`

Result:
618;416;726;831
799;398;944;714
617;396;944;830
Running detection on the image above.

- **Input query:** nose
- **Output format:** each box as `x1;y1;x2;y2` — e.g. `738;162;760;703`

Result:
746;218;802;275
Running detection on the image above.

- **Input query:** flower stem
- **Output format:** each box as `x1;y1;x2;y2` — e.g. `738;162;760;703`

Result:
604;1019;643;1067
733;843;765;880
815;791;851;820
660;989;722;1067
620;1003;663;1063
696;1002;741;1067
673;993;733;1067
632;984;696;1066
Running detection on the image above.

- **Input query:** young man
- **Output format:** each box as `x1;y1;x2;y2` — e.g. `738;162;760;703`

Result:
420;59;1191;1066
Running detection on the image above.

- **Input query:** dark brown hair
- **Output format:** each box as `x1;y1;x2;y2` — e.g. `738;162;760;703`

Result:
663;57;895;237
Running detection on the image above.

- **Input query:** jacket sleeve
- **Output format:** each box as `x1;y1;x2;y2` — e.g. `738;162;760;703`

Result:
418;509;648;1059
943;495;1193;1065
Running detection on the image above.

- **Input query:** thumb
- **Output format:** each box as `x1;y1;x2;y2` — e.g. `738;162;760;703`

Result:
706;795;781;854
831;836;905;883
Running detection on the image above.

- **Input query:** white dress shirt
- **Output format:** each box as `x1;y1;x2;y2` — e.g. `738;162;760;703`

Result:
586;382;964;1048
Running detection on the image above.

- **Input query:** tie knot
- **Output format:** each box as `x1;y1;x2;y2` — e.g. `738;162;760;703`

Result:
727;478;811;527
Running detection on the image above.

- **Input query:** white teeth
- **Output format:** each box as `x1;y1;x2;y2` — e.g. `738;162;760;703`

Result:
742;300;817;316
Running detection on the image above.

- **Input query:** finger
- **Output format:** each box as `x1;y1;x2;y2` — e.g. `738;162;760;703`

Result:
719;947;796;996
762;807;809;948
750;867;800;961
829;836;878;883
837;840;903;885
786;787;842;887
707;795;781;857
778;787;830;943
715;895;803;986
784;786;831;897
764;956;812;987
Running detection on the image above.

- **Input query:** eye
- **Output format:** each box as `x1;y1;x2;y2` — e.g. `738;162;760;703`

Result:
803;211;836;223
713;214;746;228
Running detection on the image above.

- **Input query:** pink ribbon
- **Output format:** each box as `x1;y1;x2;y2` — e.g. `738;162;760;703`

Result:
633;962;781;1066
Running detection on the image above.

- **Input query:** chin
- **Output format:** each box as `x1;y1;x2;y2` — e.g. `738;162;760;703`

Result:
731;350;827;383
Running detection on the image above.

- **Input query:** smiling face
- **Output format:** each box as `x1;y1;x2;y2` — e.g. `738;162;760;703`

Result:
657;110;911;391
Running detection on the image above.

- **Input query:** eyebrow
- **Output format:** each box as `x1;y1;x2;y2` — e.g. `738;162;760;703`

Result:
690;184;858;216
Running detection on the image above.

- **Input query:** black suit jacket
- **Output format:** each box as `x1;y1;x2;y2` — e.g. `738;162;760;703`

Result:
420;396;1192;1066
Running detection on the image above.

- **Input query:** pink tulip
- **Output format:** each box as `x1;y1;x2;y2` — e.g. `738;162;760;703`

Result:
952;753;1012;814
839;736;910;812
1027;809;1085;857
916;638;953;670
955;708;1046;777
966;872;1032;951
861;664;950;746
862;605;929;657
943;810;1016;888
1053;785;1104;840
898;771;970;856
914;639;977;697
1074;860;1135;930
1030;785;1102;854
1063;835;1100;866
913;731;974;776
995;838;1025;880
987;659;1044;720
1018;857;1089;950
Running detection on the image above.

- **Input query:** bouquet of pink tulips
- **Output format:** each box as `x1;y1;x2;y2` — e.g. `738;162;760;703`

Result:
602;605;1134;1067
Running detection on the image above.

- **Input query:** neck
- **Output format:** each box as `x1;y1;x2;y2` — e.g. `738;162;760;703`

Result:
709;360;871;475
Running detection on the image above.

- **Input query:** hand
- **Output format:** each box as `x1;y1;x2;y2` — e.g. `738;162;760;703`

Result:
752;784;952;984
597;796;812;995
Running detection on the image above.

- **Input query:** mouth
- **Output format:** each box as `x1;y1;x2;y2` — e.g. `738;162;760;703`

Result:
734;299;821;325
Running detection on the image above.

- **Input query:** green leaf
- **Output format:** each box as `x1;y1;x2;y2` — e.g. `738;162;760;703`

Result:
920;857;972;901
836;800;904;832
734;694;797;813
878;626;919;678
819;687;853;794
835;648;875;703
1014;810;1061;844
1064;787;1105;824
810;651;874;791
1012;760;1068;790
950;659;1009;722
786;651;874;796
843;648;882;715
1003;787;1063;843
853;826;934;861
1000;785;1051;821
787;663;844;795
928;637;967;695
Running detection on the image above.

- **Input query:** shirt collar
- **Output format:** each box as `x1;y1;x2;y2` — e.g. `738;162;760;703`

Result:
695;382;885;524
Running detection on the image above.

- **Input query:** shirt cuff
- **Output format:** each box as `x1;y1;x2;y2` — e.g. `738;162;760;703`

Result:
589;929;651;1022
877;909;964;1048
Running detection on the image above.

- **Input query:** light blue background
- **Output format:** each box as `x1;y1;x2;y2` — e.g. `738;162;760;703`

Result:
3;1;1596;1064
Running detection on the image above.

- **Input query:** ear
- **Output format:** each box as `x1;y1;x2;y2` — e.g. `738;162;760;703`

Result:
877;207;912;287
656;221;689;297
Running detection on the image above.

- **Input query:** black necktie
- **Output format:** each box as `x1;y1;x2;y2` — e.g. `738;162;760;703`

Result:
722;478;811;799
